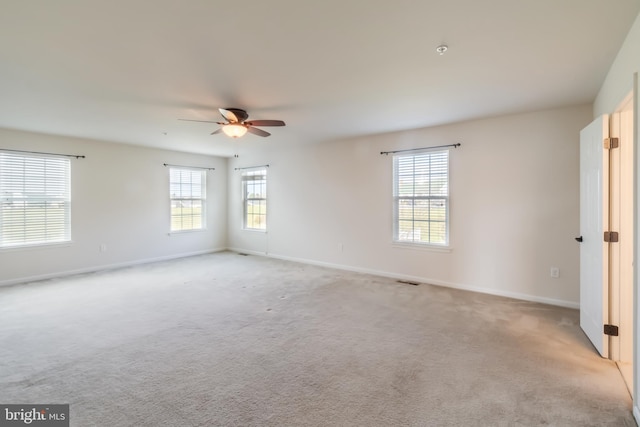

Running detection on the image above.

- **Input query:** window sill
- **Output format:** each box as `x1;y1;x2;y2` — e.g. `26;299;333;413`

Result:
242;228;267;233
392;242;452;253
0;241;73;252
168;228;207;236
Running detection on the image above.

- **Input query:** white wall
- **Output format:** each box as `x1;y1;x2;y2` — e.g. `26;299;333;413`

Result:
0;128;227;285
594;13;640;116
228;104;592;307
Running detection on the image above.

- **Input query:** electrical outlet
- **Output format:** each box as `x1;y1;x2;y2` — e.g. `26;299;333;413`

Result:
100;243;107;252
550;267;560;278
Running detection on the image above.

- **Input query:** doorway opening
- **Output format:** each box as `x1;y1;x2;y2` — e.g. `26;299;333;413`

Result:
610;93;634;395
579;92;634;397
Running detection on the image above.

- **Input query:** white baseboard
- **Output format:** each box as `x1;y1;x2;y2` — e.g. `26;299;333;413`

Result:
229;249;580;309
0;248;226;287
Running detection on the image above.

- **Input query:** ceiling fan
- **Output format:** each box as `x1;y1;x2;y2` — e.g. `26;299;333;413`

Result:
179;108;285;138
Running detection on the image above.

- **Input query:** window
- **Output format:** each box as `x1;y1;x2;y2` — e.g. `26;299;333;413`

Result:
242;168;267;230
393;150;449;246
170;168;206;232
0;152;71;248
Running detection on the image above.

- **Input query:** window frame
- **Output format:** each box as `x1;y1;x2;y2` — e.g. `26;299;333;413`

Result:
169;167;206;233
0;151;71;249
242;168;267;231
392;149;450;247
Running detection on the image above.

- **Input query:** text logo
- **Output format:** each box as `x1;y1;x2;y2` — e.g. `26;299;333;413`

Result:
0;405;68;427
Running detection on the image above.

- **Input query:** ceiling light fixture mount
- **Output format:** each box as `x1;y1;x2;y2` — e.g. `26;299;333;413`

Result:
436;44;448;55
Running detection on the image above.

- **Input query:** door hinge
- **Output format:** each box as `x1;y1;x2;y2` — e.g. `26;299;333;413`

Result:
604;231;619;242
604;137;619;149
604;324;619;336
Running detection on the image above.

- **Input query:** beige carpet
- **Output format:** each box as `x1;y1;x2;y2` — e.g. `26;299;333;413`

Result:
0;252;635;426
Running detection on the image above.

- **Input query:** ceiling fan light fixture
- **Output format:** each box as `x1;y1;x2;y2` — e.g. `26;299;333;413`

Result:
222;124;248;138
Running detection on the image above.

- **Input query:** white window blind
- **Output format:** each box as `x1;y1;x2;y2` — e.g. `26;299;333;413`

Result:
242;169;267;230
393;150;449;246
170;168;206;232
0;152;71;248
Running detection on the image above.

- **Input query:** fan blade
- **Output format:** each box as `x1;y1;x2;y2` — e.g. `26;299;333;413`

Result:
219;108;239;123
179;119;224;124
210;128;223;135
245;120;285;127
246;126;271;137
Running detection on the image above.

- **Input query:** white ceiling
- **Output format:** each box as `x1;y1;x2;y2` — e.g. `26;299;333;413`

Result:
1;1;639;157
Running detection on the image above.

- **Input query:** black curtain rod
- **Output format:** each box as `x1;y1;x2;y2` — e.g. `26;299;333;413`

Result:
163;163;215;170
0;148;85;159
234;164;270;171
380;143;461;155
